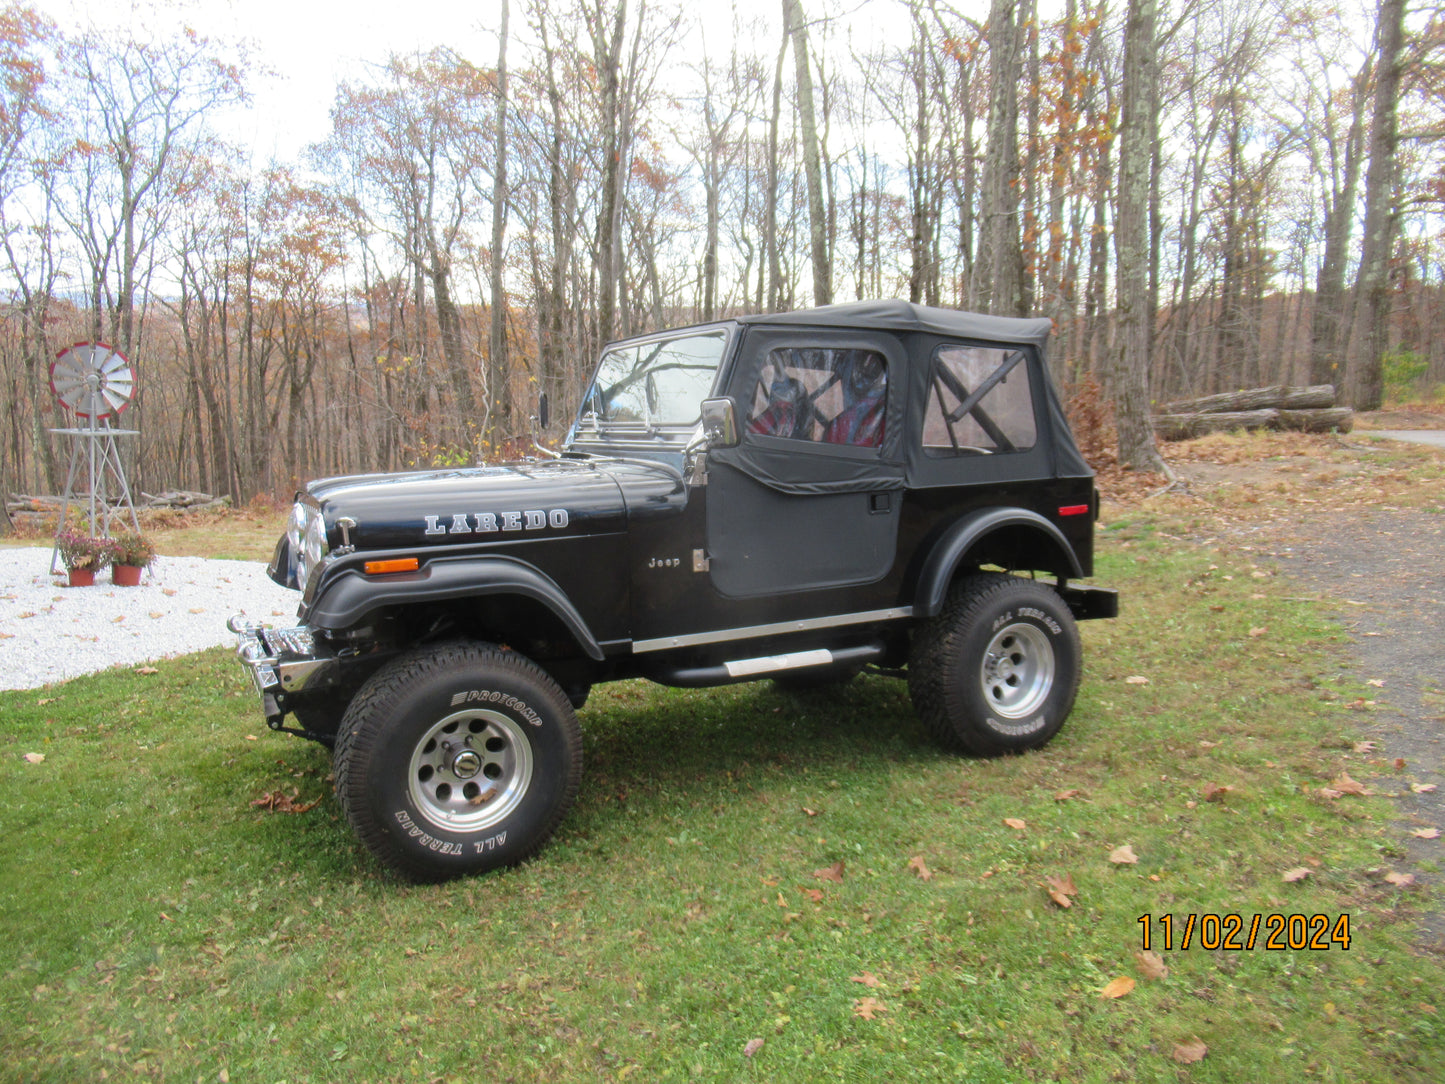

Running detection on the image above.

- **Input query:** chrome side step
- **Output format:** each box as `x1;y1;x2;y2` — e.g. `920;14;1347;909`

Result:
647;642;885;689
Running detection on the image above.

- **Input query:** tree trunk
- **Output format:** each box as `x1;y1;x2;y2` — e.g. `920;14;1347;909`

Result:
764;26;788;312
971;0;1022;314
592;0;628;345
1111;0;1167;472
490;0;511;446
783;0;831;307
1343;0;1405;411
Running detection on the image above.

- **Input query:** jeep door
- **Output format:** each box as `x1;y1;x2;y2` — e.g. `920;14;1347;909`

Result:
703;327;908;603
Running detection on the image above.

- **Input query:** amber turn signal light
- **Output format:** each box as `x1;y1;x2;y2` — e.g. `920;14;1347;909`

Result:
364;557;420;575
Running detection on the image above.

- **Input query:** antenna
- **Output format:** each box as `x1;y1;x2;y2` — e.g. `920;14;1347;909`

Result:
47;342;142;574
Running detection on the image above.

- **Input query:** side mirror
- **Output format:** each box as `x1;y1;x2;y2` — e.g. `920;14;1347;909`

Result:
700;397;740;448
538;392;550;430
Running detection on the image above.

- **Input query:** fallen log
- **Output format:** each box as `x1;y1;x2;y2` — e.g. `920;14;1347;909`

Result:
1155;406;1354;441
1154;409;1279;441
1278;407;1354;434
1158;384;1335;415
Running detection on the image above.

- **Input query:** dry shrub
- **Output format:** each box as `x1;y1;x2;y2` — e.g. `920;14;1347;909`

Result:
1065;374;1115;471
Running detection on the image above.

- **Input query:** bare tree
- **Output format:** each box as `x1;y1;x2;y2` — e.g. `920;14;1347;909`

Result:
56;28;246;361
783;0;831;305
490;0;512;440
1345;0;1408;410
1113;0;1167;472
971;0;1023;314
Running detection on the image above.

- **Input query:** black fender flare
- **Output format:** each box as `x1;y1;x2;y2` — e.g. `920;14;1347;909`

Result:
301;553;605;660
914;507;1083;618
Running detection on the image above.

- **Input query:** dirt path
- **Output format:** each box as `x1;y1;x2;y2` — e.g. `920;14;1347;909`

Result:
1272;508;1445;938
1169;431;1445;946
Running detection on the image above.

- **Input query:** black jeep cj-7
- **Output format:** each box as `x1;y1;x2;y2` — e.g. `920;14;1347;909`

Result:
231;300;1117;880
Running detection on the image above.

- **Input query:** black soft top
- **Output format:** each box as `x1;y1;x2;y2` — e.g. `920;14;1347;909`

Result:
738;299;1052;351
705;299;1092;495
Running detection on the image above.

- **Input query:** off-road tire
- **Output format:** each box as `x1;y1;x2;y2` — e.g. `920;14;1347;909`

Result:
908;573;1081;755
333;641;582;881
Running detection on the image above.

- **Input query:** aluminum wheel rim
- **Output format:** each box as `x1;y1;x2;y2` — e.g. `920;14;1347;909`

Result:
980;622;1055;720
408;708;533;833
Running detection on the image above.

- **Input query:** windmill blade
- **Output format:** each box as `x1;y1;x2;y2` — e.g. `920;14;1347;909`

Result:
50;343;136;419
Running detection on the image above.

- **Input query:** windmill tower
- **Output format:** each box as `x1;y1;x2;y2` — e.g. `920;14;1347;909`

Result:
47;342;141;573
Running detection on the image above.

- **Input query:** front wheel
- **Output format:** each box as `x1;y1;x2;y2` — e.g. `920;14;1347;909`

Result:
908;573;1081;755
333;642;582;881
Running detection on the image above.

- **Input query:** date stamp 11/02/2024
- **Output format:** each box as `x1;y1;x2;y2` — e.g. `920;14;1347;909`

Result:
1138;913;1352;952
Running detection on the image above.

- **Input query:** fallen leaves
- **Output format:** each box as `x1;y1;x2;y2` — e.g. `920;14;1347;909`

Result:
1124;675;1150;685
742;1038;764;1058
135;666;159;676
1109;844;1139;865
907;855;932;881
1319;772;1373;800
1172;1037;1208;1064
1385;870;1416;887
1053;788;1083;801
1411;827;1441;840
850;972;882;989
1202;782;1234;802
813;860;845;884
1003;817;1027;831
1134;950;1168;981
251;789;321;814
852;996;887;1020
1100;976;1135;999
1043;874;1077;908
23;752;45;764
1412;783;1438;794
1282;867;1312;883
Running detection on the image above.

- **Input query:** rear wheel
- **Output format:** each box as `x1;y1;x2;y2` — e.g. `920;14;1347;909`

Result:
909;573;1081;755
333;642;582;881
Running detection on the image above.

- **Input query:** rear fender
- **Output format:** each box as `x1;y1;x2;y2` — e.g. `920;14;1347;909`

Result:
914;508;1083;618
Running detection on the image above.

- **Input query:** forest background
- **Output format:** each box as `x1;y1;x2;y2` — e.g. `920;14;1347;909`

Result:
0;0;1438;507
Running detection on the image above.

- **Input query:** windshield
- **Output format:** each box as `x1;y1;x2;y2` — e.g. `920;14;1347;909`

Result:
583;330;727;430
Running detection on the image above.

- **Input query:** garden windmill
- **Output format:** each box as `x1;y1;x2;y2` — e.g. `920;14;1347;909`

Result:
47;342;142;573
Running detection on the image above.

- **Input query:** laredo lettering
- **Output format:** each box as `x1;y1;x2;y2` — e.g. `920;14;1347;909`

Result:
424;509;568;538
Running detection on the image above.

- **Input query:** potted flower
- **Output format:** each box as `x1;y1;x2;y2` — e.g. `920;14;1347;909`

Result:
56;528;110;587
107;530;157;586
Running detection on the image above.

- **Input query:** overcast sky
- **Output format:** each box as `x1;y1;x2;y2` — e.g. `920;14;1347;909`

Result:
31;0;901;163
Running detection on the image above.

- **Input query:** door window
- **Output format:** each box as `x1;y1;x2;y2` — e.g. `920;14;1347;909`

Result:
747;347;887;448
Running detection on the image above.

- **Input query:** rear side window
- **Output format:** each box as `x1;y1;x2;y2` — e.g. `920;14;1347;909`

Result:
923;344;1036;454
747;347;887;448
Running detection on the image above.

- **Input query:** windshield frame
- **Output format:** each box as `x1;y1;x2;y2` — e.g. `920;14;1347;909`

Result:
567;322;736;450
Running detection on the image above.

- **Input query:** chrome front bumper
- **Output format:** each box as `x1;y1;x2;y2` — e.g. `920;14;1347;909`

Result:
227;616;335;699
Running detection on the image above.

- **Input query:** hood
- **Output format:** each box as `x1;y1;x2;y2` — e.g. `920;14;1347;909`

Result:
304;457;683;553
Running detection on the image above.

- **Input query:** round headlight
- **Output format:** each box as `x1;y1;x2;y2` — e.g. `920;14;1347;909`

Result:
304;514;328;569
294;510;329;592
288;503;308;558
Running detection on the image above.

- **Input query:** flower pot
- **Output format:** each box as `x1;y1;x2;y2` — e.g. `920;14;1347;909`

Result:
112;564;143;586
67;568;96;588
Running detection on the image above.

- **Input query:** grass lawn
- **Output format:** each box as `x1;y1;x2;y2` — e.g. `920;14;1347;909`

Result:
3;434;1445;1081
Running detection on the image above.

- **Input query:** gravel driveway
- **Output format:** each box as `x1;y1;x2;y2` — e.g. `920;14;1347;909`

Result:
0;547;300;691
